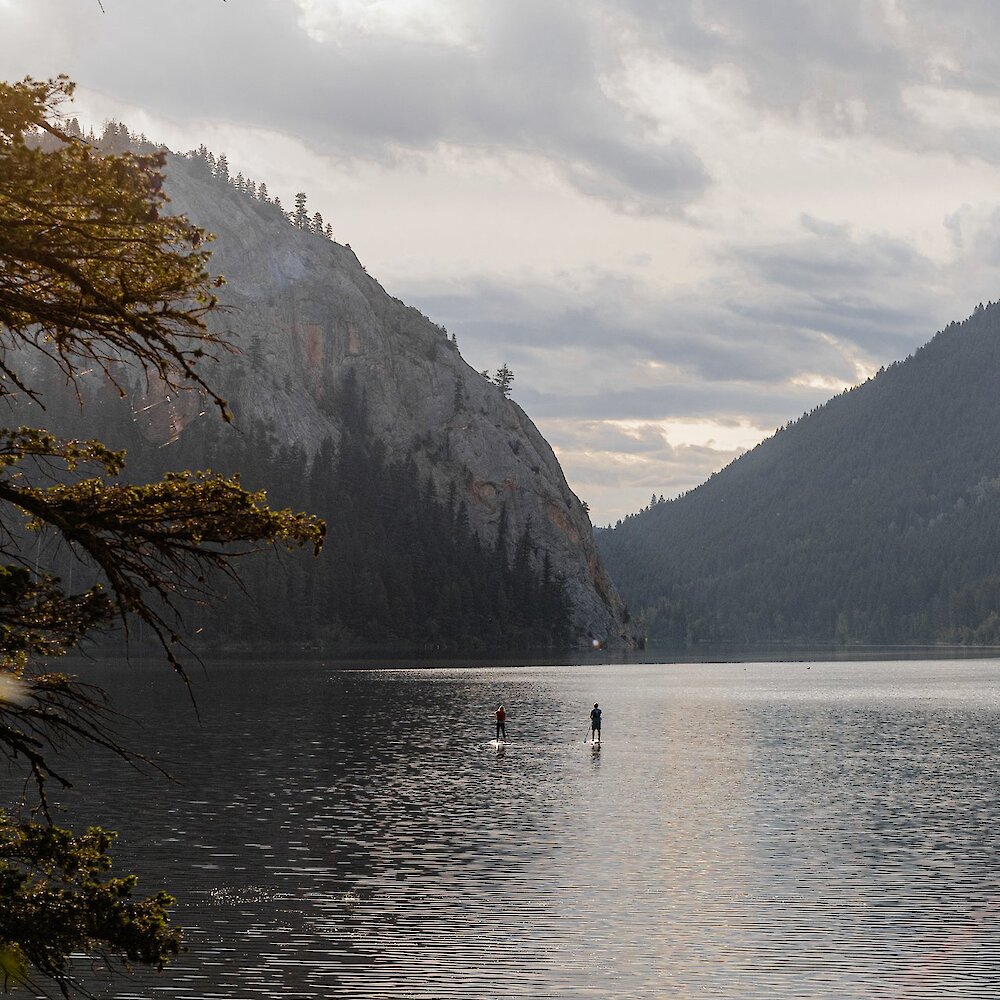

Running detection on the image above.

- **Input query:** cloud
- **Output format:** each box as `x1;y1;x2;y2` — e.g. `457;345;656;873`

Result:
405;213;949;416
607;0;1000;167
611;0;907;124
0;0;708;215
548;419;676;457
946;203;1000;268
723;216;951;356
541;419;763;525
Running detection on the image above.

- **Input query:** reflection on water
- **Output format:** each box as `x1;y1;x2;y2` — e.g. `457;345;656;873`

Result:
12;659;1000;998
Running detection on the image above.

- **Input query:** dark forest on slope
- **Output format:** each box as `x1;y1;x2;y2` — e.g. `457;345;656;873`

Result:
21;370;573;655
597;301;1000;648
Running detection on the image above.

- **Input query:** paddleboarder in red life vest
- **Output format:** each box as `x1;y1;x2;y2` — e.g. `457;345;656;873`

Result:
495;705;507;742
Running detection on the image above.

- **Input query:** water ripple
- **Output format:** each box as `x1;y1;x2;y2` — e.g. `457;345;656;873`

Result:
15;658;1000;998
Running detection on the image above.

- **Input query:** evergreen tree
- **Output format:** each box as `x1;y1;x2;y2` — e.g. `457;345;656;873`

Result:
493;364;514;398
99;120;130;153
294;191;309;229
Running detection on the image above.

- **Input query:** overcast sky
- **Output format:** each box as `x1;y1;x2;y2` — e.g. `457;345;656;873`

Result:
4;0;1000;522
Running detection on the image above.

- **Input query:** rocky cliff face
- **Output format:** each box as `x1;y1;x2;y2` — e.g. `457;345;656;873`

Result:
163;155;634;646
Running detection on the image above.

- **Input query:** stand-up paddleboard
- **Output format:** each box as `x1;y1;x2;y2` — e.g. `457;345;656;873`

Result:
488;739;509;750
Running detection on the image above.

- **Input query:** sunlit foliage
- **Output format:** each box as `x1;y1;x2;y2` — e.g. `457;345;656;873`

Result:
0;76;324;994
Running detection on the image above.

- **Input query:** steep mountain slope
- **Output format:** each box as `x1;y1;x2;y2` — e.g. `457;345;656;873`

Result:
152;153;632;647
597;302;1000;646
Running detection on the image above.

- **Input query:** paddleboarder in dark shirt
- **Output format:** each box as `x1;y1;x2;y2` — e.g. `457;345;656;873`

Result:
590;703;602;744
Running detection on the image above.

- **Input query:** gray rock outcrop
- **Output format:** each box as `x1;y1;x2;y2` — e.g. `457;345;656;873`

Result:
163;155;635;646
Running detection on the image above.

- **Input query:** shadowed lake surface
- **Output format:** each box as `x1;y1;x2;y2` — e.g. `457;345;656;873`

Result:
20;658;1000;998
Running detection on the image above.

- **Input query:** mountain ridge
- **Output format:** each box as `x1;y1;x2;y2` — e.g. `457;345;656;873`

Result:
596;300;1000;646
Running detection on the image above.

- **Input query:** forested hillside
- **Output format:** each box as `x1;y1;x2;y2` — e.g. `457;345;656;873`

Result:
26;369;573;654
597;301;1000;647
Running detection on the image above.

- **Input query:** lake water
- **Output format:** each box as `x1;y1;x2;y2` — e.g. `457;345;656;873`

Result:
21;658;1000;998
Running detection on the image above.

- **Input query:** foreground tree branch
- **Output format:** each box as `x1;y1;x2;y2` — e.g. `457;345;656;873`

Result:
0;819;182;996
0;76;231;418
0;76;326;994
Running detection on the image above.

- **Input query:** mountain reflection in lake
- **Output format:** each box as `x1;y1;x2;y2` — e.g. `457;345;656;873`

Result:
22;659;1000;998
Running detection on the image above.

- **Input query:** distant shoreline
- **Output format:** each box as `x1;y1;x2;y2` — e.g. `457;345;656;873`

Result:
48;641;1000;673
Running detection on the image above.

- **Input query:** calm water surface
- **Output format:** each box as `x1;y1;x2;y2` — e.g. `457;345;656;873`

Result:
21;658;1000;998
